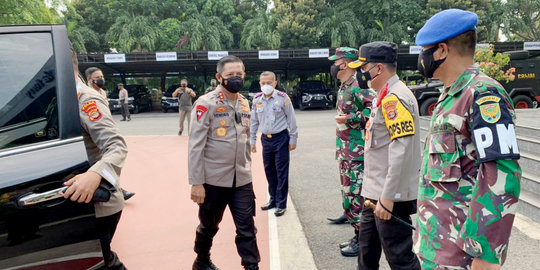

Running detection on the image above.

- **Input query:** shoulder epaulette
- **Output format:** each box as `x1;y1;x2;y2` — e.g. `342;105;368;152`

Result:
277;91;286;97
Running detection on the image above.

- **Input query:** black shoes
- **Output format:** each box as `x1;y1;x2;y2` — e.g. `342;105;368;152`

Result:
244;264;259;270
127;118;131;121
178;130;183;136
274;208;286;216
120;118;126;121
340;231;359;257
193;258;220;270
122;189;135;200
261;202;276;211
327;213;347;224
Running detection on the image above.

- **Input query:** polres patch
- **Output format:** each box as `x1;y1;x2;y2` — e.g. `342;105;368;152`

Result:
381;94;415;140
472;88;520;163
81;101;102;122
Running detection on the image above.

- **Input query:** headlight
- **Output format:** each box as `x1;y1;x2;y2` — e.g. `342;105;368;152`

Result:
302;94;312;103
327;94;333;101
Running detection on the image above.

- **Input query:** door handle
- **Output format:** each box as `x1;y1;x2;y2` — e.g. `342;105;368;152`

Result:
18;186;68;207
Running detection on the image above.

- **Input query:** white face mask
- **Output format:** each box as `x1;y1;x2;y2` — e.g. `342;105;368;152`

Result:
261;84;274;95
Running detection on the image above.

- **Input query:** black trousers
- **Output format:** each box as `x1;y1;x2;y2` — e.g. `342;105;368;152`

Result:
358;200;420;270
261;130;290;209
194;183;260;266
96;211;125;269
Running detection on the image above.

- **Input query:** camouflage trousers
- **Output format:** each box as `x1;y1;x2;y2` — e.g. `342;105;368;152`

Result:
417;257;472;270
339;160;364;230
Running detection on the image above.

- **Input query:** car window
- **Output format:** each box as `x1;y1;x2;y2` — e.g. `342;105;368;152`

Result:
0;32;59;150
300;82;327;93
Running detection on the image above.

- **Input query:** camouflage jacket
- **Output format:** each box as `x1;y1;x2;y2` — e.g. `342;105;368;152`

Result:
414;66;521;266
336;74;376;161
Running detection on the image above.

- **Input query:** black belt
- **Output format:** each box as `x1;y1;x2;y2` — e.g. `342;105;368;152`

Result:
262;129;288;139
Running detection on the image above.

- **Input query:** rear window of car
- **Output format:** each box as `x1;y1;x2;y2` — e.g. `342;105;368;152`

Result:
0;32;59;150
299;82;327;92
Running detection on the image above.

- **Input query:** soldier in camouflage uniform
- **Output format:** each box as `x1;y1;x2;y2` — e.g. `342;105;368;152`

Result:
329;47;376;257
414;9;521;269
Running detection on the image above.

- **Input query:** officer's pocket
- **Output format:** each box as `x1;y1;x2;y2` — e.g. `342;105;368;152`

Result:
424;132;462;183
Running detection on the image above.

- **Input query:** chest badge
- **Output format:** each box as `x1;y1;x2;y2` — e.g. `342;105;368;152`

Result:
216;127;227;137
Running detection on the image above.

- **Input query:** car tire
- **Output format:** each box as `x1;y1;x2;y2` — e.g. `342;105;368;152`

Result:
162;108;168;113
512;95;534;109
420;97;439;116
133;105;140;114
299;104;305;111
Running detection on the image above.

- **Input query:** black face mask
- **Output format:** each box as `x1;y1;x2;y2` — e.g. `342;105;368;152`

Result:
356;65;377;89
418;46;446;78
330;64;341;78
181;84;187;87
93;78;105;88
221;76;244;93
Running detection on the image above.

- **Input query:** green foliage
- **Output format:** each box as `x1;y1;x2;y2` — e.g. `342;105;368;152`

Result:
156;18;181;51
178;14;233;50
474;45;516;83
240;12;281;49
273;0;326;48
317;7;360;48
426;0;504;42
502;0;540;41
105;14;162;52
0;0;61;25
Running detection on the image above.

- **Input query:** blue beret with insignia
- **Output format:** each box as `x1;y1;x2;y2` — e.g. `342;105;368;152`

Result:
416;9;478;46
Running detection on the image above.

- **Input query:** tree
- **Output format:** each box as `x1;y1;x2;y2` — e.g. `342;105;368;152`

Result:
0;0;60;25
156;18;181;51
63;3;100;53
273;0;326;48
178;14;233;50
317;7;360;48
502;0;540;41
105;14;162;52
426;0;505;42
240;12;281;49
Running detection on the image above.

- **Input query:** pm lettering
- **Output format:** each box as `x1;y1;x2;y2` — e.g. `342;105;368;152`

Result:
474;123;519;159
389;121;414;137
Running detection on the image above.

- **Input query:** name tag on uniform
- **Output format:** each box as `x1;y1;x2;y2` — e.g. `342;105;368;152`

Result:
381;95;415;140
472;89;520;163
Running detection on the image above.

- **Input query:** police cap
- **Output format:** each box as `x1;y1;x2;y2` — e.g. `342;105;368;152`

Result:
416;9;478;46
348;41;397;69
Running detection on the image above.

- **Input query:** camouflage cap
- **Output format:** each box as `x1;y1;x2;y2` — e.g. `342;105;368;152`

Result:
328;47;359;61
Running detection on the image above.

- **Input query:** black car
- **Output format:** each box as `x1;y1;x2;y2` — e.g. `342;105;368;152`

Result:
0;25;105;269
108;85;152;114
161;83;197;112
292;80;334;110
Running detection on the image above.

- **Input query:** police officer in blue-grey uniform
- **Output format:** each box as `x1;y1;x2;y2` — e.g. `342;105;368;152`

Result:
250;71;298;217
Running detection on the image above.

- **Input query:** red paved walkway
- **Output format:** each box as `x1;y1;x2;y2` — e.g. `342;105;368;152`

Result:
111;136;270;270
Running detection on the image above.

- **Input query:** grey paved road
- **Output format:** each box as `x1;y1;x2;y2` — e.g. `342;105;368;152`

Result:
116;109;540;270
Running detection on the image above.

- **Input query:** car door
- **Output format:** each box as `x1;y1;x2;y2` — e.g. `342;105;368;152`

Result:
0;25;104;270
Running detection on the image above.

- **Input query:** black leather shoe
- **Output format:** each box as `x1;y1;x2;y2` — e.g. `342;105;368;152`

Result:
178;130;183;136
120;119;126;121
339;235;356;249
122;189;135;200
274;208;286;216
340;240;359;257
261;203;276;211
244;264;259;270
193;258;220;270
327;213;347;224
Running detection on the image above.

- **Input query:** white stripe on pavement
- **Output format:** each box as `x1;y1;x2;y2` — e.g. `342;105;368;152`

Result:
513;213;540;241
269;209;282;270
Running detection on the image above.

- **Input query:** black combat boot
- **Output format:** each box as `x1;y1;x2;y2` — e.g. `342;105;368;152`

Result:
192;256;219;270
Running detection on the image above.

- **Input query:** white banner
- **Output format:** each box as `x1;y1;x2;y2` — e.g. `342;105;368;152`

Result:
524;42;540;51
309;48;329;58
104;54;126;63
208;51;229;60
259;50;279;59
409;46;422;54
156;52;177;61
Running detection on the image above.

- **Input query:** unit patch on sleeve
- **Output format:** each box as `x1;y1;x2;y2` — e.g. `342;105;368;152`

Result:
381;94;415;140
196;105;208;122
472;88;520;163
81;100;102;122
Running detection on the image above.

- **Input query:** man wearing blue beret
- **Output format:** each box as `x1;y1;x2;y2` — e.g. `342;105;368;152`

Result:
413;9;521;270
